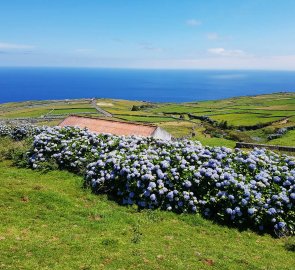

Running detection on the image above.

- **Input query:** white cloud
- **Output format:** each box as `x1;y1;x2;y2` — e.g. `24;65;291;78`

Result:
207;32;219;40
0;42;35;50
207;47;247;57
186;19;202;27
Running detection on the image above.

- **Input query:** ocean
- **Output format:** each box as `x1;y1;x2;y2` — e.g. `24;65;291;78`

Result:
0;68;294;103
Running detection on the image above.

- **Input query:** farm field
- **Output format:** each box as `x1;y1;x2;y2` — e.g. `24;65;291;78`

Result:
268;130;295;146
0;99;101;119
1;92;295;147
96;92;295;147
0;159;294;270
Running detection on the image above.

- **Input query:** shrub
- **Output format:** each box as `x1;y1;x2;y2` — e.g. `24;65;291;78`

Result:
1;124;294;236
21;126;295;236
0;136;31;166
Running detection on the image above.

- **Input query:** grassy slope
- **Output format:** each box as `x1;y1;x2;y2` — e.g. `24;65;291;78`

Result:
0;160;294;270
116;115;176;123
0;100;100;119
267;130;295;146
209;113;282;126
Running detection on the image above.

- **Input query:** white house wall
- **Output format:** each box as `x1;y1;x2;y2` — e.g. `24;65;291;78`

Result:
151;127;172;141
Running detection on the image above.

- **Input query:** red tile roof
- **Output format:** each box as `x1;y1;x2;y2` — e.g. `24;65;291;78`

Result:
59;115;157;137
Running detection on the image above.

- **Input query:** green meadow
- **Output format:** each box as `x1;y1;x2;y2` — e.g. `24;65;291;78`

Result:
97;92;295;147
0;159;294;270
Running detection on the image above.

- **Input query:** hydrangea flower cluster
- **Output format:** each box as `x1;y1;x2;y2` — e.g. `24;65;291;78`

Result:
0;123;39;140
1;124;294;236
0;124;12;137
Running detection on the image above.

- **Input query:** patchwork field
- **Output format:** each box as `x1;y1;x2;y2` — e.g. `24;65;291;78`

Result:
93;92;295;147
1;92;295;147
0;99;101;119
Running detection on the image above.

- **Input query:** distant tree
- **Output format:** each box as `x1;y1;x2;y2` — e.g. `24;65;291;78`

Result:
131;105;140;111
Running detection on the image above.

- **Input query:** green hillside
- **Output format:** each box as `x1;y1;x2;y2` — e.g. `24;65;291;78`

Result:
0;160;294;270
1;92;295;147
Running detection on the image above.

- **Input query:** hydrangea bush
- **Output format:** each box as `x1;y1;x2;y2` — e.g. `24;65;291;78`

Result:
1;124;294;236
0;123;38;140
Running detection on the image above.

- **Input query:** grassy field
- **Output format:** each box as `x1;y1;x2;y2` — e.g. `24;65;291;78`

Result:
95;93;295;146
50;108;98;115
0;107;52;119
116;115;176;123
208;113;283;126
267;130;295;146
0;99;100;119
1;92;295;147
0;160;294;270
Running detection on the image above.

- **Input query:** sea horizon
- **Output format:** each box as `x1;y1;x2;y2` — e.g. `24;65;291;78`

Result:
1;67;295;104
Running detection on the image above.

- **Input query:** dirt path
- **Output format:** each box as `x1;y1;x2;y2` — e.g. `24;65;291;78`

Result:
91;100;113;117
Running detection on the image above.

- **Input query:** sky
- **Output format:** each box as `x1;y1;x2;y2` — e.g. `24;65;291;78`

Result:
1;0;295;70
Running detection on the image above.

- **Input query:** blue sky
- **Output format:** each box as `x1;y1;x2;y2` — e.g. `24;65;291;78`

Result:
1;0;295;69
